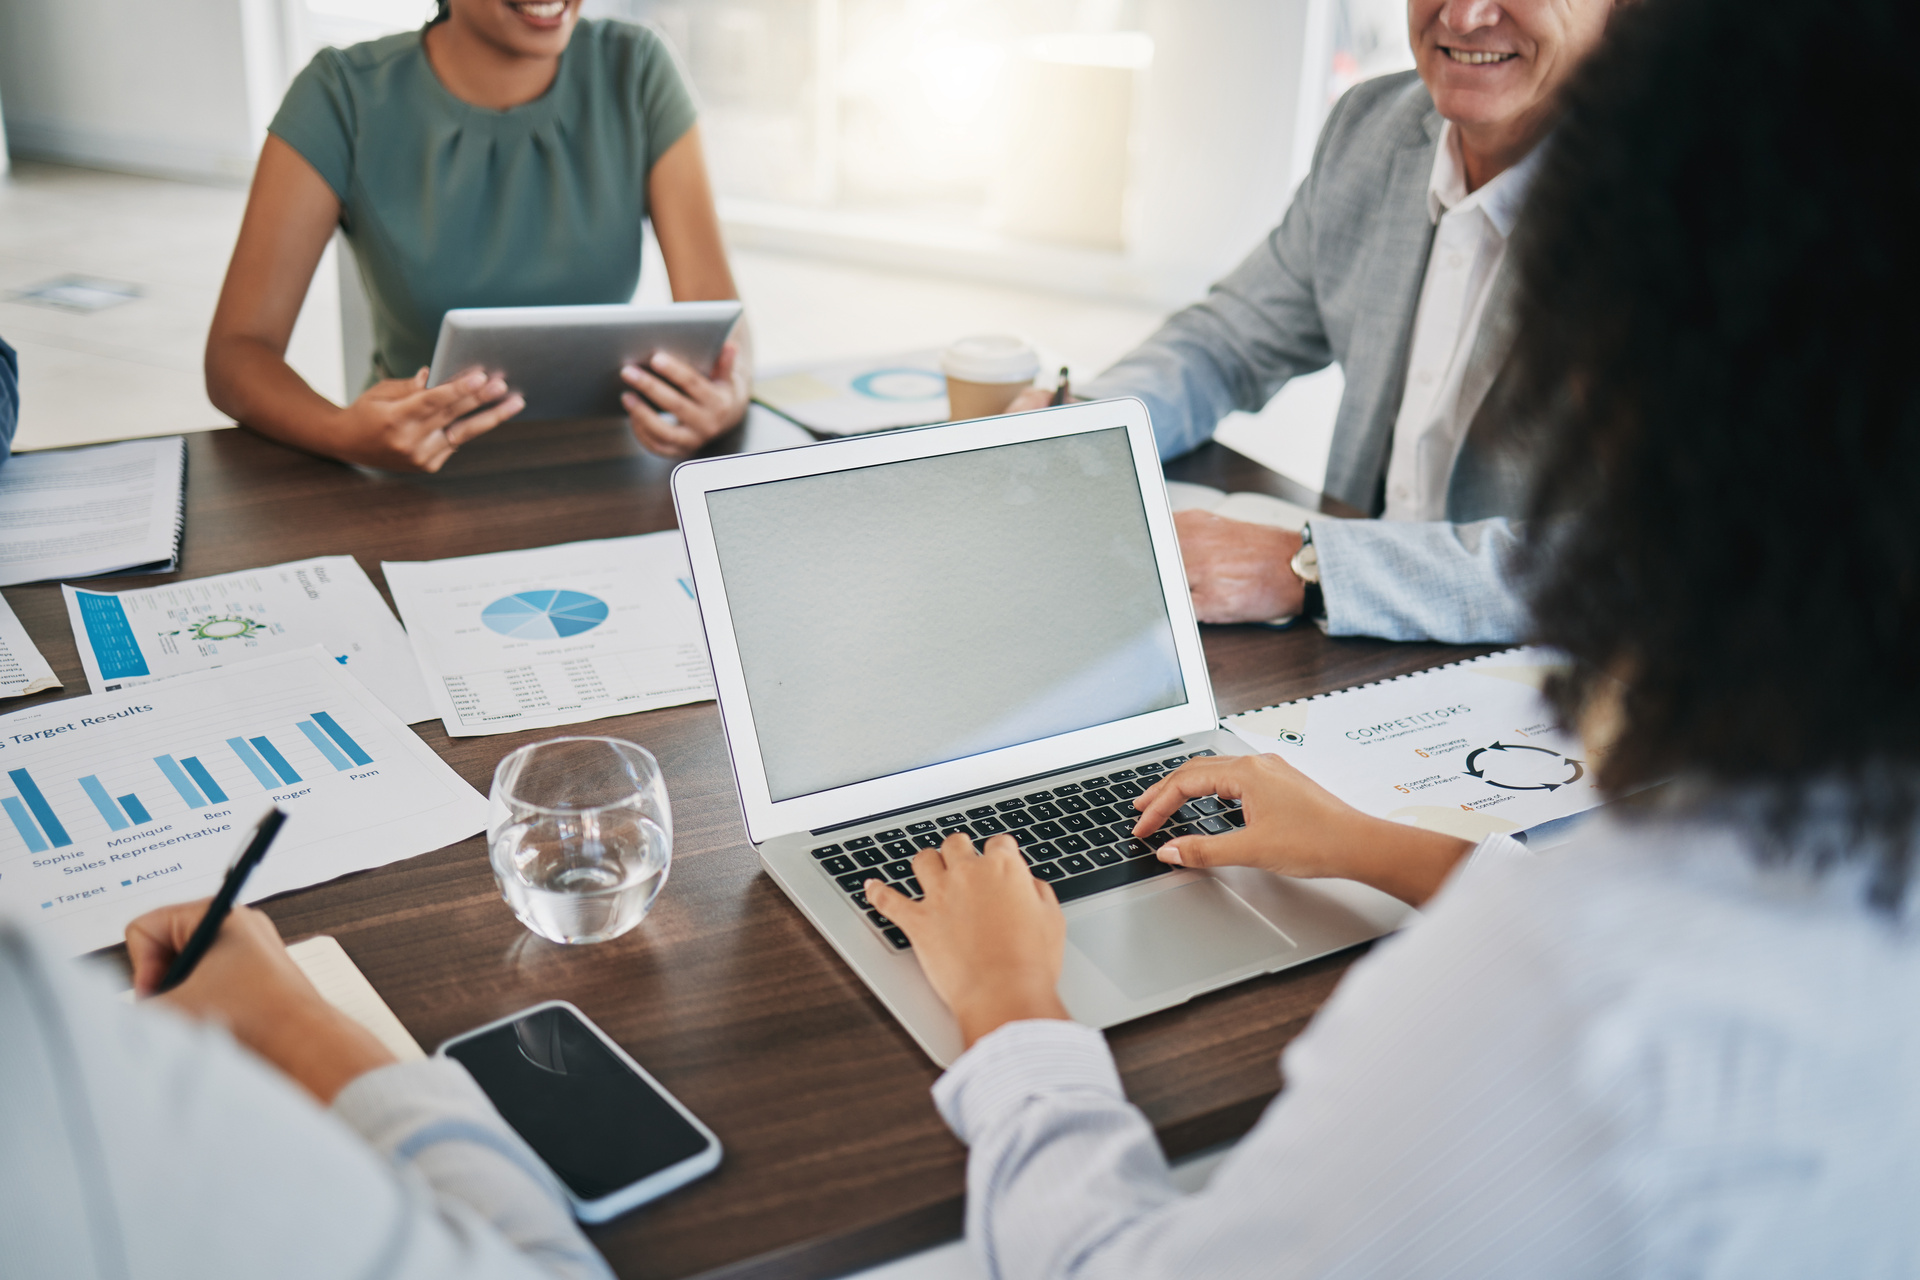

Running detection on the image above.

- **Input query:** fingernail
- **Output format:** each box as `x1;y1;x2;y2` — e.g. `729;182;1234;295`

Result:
1160;845;1183;866
464;371;486;387
651;352;669;368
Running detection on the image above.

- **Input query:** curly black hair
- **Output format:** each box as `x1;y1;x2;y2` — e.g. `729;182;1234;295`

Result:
1507;0;1920;902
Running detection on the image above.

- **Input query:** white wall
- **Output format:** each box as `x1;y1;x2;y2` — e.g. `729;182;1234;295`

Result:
0;0;296;183
718;0;1333;310
1128;0;1321;303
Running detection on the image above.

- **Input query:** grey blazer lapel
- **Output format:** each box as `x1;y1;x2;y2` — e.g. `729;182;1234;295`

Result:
1455;256;1519;437
1324;107;1444;514
1447;260;1532;522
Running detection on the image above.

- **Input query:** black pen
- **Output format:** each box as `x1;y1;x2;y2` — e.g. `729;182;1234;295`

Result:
156;807;289;994
1050;366;1071;406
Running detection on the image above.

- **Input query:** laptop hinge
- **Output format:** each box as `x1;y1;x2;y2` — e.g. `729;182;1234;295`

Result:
809;739;1185;837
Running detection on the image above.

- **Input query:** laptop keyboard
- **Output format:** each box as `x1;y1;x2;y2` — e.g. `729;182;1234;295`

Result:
807;750;1243;950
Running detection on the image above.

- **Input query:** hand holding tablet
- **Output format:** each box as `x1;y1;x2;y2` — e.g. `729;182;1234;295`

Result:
427;301;744;438
620;341;751;459
336;368;528;473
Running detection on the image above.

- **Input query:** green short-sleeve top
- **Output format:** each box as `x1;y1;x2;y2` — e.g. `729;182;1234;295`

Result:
269;19;697;384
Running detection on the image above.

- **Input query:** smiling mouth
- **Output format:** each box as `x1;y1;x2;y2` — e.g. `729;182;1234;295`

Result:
508;1;566;18
1443;46;1518;65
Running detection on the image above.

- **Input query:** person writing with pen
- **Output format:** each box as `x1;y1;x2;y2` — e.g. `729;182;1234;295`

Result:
2;884;613;1278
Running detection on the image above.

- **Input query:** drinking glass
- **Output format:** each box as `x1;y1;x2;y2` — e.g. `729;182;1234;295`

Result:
487;737;672;945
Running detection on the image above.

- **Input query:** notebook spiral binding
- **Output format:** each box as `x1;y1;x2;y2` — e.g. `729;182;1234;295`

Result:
166;438;188;568
1223;647;1524;722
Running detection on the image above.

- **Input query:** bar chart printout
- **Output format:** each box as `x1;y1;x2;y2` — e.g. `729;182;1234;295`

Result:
4;769;71;850
0;649;487;956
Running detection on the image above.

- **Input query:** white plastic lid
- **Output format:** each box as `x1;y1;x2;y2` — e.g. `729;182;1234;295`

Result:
940;334;1041;385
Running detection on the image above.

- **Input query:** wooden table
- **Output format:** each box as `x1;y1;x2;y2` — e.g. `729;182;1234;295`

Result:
2;417;1487;1280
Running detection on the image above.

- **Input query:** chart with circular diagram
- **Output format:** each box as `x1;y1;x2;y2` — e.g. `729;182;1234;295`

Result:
1463;741;1585;791
185;615;265;642
480;589;610;640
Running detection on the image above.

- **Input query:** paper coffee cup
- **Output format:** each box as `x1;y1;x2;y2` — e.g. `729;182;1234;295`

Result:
941;335;1041;420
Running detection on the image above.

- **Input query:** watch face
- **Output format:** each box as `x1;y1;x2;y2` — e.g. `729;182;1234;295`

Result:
1291;543;1320;584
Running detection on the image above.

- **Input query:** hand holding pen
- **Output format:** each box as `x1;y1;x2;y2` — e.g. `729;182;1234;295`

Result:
125;810;398;1102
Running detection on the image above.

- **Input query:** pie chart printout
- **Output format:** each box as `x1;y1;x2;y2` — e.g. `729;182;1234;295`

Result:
481;590;610;640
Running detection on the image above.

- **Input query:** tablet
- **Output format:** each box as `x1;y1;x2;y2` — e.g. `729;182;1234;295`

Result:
427;301;744;422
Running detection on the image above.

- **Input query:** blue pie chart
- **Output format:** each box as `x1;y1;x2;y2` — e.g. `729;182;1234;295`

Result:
481;589;609;639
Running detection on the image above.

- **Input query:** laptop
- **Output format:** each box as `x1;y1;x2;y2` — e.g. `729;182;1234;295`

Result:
672;399;1411;1065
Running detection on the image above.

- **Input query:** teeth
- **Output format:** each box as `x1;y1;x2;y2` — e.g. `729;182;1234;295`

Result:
1446;48;1516;64
514;1;565;16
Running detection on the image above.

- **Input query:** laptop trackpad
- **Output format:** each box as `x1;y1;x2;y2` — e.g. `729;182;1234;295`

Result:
1067;878;1294;1002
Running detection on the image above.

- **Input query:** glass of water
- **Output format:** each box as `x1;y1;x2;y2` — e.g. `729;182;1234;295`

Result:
487;737;672;945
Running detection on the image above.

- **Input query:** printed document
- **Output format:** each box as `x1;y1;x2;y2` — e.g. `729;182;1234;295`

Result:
0;594;60;700
0;648;487;956
1224;648;1604;841
383;532;714;737
64;556;434;724
754;349;951;435
0;436;186;586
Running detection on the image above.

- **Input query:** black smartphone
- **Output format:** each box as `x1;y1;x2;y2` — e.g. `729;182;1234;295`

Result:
438;1001;721;1222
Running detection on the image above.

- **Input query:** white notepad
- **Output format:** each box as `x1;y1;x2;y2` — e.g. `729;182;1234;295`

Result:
1163;480;1319;531
286;935;425;1061
118;934;424;1062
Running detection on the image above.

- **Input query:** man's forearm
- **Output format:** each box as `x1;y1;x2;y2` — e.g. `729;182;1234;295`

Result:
1312;516;1531;643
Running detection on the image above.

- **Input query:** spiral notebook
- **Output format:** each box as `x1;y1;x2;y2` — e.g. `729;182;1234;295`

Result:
1224;647;1606;843
0;436;187;586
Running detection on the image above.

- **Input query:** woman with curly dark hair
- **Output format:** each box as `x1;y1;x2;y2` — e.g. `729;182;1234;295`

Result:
849;0;1920;1274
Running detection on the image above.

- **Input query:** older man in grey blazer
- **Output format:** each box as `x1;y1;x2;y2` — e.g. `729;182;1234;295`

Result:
1017;0;1623;643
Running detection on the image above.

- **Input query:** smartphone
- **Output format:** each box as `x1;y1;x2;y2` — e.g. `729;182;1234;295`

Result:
437;1000;722;1222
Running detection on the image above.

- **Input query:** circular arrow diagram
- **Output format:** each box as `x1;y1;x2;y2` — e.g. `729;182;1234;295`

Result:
1463;741;1585;791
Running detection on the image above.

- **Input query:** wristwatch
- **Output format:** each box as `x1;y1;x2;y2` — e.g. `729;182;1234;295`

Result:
1289;524;1325;620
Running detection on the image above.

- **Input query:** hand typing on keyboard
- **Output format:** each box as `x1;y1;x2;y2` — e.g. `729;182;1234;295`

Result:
863;833;1071;1050
813;753;1213;951
1130;753;1476;908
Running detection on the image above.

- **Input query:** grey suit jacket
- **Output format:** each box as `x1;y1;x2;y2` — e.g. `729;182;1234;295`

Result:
1083;72;1533;643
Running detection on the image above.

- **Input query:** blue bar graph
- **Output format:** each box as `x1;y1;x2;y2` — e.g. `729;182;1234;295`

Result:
154;755;208;809
227;737;280;789
298;720;352;771
8;769;71;847
3;797;48;853
312;713;373;767
251;737;301;786
78;776;129;831
182;757;227;804
119;795;152;825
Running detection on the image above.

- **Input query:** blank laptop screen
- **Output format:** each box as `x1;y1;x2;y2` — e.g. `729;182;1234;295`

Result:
705;428;1187;803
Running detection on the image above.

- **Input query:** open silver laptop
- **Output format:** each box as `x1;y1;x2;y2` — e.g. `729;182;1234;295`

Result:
672;399;1410;1065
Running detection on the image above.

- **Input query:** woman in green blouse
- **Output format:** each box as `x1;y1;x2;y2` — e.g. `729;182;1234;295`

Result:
206;0;748;472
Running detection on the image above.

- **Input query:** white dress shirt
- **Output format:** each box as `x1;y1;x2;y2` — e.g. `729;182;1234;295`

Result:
1380;124;1545;522
0;923;612;1280
934;817;1920;1279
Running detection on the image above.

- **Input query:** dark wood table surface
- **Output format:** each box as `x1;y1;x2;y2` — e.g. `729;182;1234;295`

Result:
2;415;1488;1280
